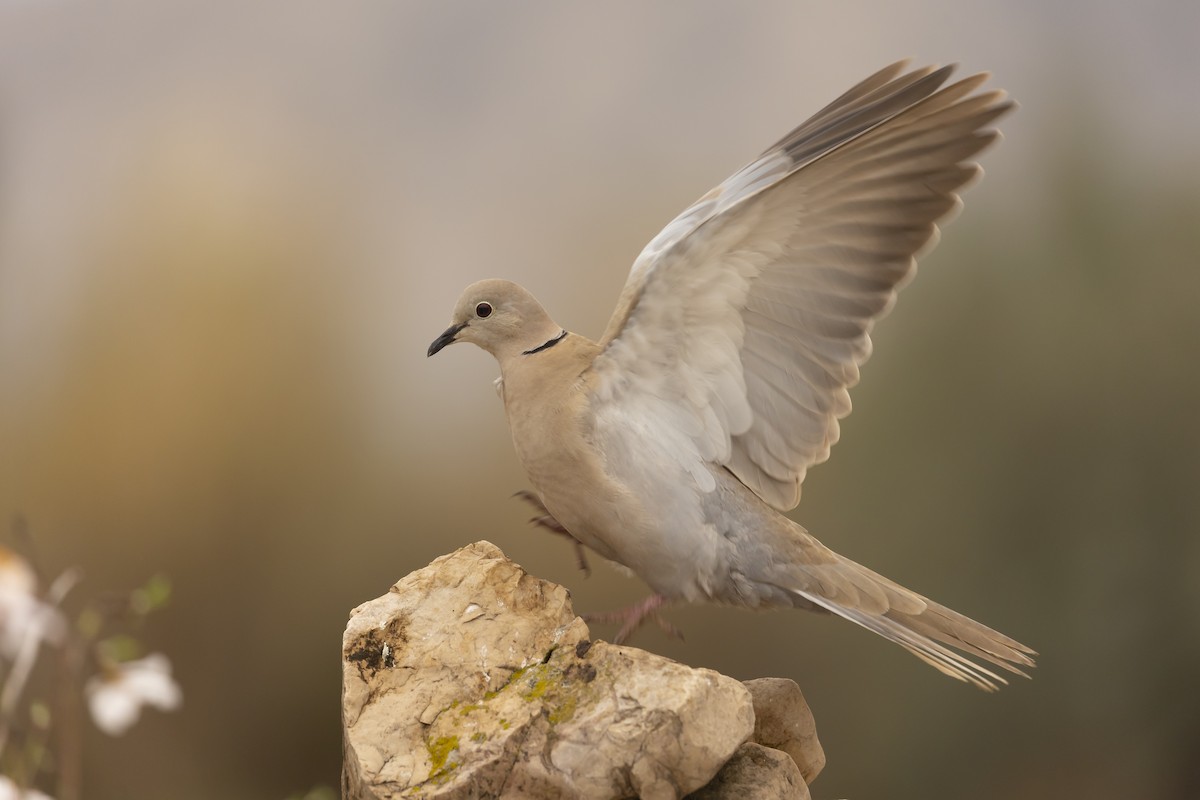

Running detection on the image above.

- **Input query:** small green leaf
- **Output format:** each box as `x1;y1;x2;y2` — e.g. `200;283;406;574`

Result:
29;700;51;729
131;573;172;615
77;607;103;639
98;634;143;663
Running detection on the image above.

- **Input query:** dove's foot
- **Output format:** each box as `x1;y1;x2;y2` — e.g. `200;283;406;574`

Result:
584;593;682;645
513;490;591;576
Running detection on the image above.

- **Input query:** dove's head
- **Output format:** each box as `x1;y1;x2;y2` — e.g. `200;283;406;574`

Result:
427;279;562;362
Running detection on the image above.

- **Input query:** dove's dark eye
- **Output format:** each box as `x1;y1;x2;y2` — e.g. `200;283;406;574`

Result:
475;302;493;318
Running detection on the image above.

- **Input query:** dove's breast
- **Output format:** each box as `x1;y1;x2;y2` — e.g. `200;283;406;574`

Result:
498;343;728;600
500;349;626;564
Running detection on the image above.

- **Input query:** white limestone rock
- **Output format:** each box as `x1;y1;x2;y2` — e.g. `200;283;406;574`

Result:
342;541;755;799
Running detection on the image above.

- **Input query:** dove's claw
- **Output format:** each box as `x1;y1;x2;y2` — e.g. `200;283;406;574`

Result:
584;594;681;644
513;490;591;576
529;513;568;535
566;540;591;577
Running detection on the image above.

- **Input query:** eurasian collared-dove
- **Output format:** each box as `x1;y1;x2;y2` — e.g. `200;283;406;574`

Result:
428;61;1035;690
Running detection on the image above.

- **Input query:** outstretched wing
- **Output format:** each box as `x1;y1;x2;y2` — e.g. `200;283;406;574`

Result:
589;61;1011;510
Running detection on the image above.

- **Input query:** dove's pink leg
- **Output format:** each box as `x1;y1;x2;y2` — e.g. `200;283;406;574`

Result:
584;593;682;645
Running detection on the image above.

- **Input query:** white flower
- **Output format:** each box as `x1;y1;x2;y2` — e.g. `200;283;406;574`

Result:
0;547;64;659
86;653;182;735
0;775;54;800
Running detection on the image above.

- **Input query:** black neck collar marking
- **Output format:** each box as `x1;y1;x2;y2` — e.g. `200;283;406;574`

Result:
523;329;568;356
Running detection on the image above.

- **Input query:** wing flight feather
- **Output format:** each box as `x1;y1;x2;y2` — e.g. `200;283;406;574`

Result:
589;62;1012;510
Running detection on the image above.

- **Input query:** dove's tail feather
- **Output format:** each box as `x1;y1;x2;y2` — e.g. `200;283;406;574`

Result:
796;589;1035;691
785;552;1037;691
708;471;1035;690
763;532;1036;690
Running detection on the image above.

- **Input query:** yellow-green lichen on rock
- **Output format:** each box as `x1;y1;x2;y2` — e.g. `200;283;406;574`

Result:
425;646;597;763
425;734;460;781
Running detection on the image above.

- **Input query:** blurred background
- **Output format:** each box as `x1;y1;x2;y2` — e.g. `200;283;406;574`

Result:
1;1;1198;798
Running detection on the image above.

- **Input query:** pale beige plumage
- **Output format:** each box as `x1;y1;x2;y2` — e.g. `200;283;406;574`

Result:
428;61;1036;690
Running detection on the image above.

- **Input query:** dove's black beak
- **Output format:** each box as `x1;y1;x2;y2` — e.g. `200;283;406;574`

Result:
427;322;467;357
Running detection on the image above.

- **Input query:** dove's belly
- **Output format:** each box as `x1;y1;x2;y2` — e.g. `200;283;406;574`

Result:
504;381;728;601
534;467;725;602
